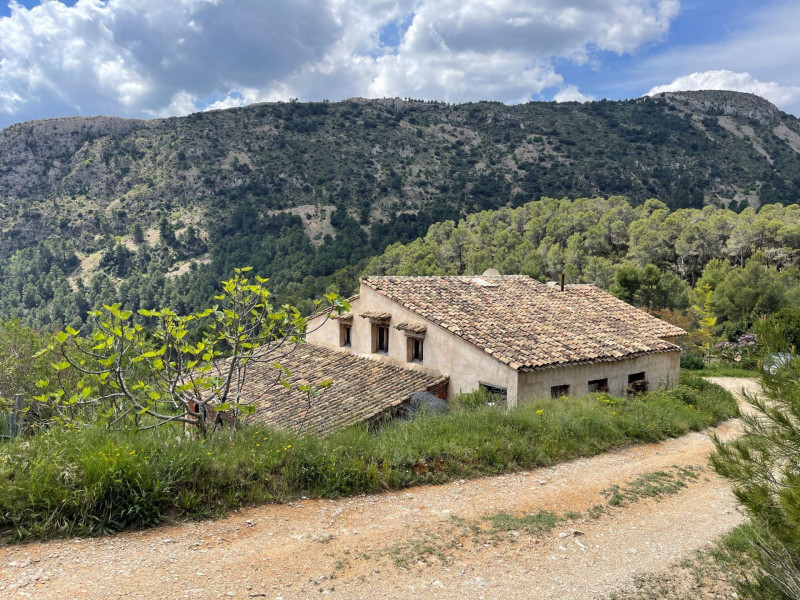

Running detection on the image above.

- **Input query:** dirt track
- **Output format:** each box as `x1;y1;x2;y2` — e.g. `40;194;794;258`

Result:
0;378;757;600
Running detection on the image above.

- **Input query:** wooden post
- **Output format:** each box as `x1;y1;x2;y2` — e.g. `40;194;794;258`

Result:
560;273;565;292
10;393;24;437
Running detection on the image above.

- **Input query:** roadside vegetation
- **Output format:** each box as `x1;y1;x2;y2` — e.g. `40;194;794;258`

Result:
0;373;736;541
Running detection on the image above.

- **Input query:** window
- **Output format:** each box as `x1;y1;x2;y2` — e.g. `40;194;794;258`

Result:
407;337;424;363
551;384;570;398
479;383;507;400
627;372;648;393
588;378;609;393
373;324;389;354
339;324;352;348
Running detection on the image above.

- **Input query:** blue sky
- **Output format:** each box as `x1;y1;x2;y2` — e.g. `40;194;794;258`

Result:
1;0;799;129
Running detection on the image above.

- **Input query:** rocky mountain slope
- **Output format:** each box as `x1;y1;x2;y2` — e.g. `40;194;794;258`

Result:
0;91;799;327
1;91;799;260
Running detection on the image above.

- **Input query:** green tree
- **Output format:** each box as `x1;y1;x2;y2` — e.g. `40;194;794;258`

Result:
712;322;800;599
130;222;145;244
158;217;176;247
691;284;718;359
713;260;786;337
38;268;348;434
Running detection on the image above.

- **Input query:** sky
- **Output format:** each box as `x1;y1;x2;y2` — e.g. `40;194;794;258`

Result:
1;0;799;129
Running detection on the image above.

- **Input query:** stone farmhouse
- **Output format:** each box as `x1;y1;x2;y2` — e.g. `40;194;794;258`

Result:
305;275;686;406
241;274;685;433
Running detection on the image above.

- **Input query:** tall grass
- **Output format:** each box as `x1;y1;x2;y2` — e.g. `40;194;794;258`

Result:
0;373;738;541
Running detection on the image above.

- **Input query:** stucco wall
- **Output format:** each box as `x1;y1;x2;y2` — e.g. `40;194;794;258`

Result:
306;286;519;402
517;350;681;403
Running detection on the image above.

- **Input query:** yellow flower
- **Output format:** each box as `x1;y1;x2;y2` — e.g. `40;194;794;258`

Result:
535;409;543;415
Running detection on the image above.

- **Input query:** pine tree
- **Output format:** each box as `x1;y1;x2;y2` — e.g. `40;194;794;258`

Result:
711;319;800;599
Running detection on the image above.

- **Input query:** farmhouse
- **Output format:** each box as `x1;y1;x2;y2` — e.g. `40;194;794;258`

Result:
305;275;686;407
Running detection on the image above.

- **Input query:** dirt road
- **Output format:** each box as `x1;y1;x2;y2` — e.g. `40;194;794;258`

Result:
0;378;756;600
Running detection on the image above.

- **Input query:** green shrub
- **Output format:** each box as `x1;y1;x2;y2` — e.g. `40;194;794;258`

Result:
711;322;800;599
680;352;705;370
0;376;737;541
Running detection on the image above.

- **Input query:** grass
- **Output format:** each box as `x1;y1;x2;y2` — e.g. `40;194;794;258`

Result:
687;365;760;378
600;466;702;507
372;463;704;571
0;373;738;541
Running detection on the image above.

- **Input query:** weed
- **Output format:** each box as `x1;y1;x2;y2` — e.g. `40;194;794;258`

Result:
599;466;702;507
484;510;559;536
0;376;736;541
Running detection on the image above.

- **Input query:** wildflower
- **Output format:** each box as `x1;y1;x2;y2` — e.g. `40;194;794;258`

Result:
536;409;543;415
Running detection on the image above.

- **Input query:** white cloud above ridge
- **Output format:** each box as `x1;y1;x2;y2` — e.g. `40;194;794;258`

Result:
646;70;800;111
0;0;680;126
554;84;595;103
631;3;800;115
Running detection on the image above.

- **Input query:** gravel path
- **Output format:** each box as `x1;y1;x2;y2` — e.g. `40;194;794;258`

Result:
0;378;756;600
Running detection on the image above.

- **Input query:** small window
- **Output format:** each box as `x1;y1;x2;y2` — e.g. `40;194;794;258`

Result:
408;337;424;363
479;382;507;400
627;372;648;394
339;324;352;347
588;378;609;393
373;324;389;354
551;384;570;398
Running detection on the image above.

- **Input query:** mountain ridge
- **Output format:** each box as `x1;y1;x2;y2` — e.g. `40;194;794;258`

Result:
0;90;799;328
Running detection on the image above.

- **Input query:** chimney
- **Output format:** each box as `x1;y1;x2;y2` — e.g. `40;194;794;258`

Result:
560;273;565;292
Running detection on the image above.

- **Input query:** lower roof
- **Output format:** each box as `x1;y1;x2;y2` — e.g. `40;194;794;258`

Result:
241;343;447;435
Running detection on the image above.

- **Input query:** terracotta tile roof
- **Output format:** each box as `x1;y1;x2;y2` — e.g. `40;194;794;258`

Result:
362;276;685;371
240;344;447;435
396;321;427;334
563;285;687;340
360;310;392;320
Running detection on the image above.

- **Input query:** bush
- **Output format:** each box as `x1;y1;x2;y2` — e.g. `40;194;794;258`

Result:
711;322;800;599
0;376;737;541
681;352;705;370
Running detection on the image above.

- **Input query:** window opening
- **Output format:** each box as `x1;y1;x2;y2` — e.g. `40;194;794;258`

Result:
340;324;352;348
588;378;609;393
374;324;389;354
479;382;507;400
408;337;424;363
627;372;648;394
551;384;570;398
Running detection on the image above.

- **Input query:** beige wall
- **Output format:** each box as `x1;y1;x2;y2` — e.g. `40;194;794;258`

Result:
308;283;681;407
517;350;680;403
306;286;520;402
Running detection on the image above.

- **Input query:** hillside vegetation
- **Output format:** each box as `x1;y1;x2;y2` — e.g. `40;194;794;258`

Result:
365;196;800;340
0;91;799;328
1;374;735;540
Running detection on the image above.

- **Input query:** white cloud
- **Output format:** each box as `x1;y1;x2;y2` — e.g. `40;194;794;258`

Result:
631;3;800;115
0;0;680;127
647;70;800;110
554;84;595;103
